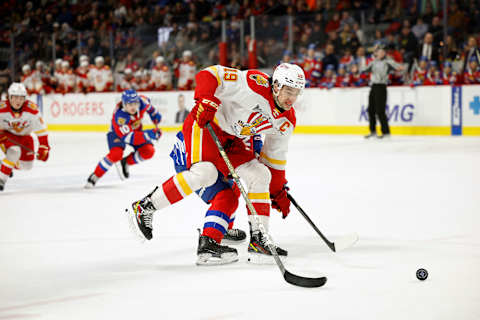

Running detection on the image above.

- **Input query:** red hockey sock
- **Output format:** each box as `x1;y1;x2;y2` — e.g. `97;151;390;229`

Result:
202;189;238;243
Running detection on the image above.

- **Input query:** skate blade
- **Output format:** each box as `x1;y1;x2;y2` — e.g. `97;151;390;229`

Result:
196;252;239;266
84;182;95;189
124;206;147;243
115;162;126;181
247;252;287;265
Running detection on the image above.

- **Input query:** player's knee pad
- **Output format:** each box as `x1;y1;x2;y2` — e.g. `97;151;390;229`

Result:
18;160;33;170
6;146;21;163
138;144;155;160
107;147;124;162
211;188;239;215
189;161;218;188
236;160;271;191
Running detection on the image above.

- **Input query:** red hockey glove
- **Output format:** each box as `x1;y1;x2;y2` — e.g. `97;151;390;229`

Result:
269;167;290;219
37;145;50;161
271;185;290;219
37;136;50;162
191;97;220;128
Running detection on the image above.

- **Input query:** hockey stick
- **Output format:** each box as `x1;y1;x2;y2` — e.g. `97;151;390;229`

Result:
287;192;359;252
3;135;38;156
206;123;327;288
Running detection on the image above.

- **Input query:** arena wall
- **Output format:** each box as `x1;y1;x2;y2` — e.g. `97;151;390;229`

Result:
35;85;480;136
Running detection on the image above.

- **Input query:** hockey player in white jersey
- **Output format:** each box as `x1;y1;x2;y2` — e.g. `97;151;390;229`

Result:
149;56;172;90
126;63;305;264
0;83;50;191
88;56;113;92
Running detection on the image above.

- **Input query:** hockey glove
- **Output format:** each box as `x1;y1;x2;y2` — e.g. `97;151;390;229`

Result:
37;136;50;162
144;128;162;141
271;184;290;219
269;167;290;218
191;97;220;128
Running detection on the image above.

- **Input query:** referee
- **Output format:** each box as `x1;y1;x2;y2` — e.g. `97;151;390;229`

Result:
363;44;405;139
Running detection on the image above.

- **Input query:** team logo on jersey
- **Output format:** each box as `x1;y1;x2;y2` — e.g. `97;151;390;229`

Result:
117;117;126;125
249;74;269;88
131;119;141;130
9;120;29;133
234;106;273;136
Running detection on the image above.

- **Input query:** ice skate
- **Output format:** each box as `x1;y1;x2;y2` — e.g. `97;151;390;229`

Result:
115;157;129;180
247;230;288;264
196;235;238;266
221;228;247;244
364;132;377;139
125;187;158;241
0;178;5;191
85;173;99;189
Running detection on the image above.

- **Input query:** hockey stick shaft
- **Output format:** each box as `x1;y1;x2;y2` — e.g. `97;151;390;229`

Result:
206;123;326;288
3;135;38;156
205;123;286;274
287;192;336;252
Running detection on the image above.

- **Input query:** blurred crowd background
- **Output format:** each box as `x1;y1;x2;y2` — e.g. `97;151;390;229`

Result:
1;0;480;96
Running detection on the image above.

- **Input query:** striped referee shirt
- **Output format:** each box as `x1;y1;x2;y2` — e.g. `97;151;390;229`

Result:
363;58;401;84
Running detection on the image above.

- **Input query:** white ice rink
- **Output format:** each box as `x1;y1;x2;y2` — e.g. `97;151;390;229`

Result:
1;132;479;320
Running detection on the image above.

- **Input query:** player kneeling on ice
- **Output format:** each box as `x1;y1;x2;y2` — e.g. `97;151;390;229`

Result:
0;83;50;191
126;63;305;264
86;89;162;188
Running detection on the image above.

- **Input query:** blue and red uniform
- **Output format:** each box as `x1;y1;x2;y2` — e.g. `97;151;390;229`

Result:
93;93;162;179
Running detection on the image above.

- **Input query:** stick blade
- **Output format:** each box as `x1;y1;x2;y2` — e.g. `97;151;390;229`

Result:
333;233;359;252
283;270;327;288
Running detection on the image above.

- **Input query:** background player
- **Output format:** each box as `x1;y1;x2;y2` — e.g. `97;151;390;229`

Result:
0;83;50;191
126;63;305;264
85;89;162;188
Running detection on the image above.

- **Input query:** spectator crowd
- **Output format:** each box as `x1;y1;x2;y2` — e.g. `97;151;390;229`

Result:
1;0;480;95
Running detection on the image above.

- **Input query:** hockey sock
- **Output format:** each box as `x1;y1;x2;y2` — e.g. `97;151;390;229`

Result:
202;189;237;243
247;192;270;232
0;159;15;177
228;212;236;230
93;156;114;178
150;172;194;209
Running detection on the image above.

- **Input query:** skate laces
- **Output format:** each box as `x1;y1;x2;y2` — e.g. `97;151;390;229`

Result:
227;229;239;237
134;197;155;229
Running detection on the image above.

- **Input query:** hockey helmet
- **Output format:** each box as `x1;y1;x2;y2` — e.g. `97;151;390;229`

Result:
8;82;27;97
272;63;306;91
95;56;104;64
122;89;140;105
155;56;165;64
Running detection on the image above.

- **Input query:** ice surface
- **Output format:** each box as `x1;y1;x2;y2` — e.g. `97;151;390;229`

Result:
1;132;479;319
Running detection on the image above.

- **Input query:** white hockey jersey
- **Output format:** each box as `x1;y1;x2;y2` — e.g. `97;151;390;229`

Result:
199;65;297;171
87;66;113;92
177;60;196;89
150;65;172;90
0;100;48;137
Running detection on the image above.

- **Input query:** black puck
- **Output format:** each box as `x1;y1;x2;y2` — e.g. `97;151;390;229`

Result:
416;268;428;281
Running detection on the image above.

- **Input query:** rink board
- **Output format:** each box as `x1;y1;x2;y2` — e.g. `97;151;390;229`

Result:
35;85;480;136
